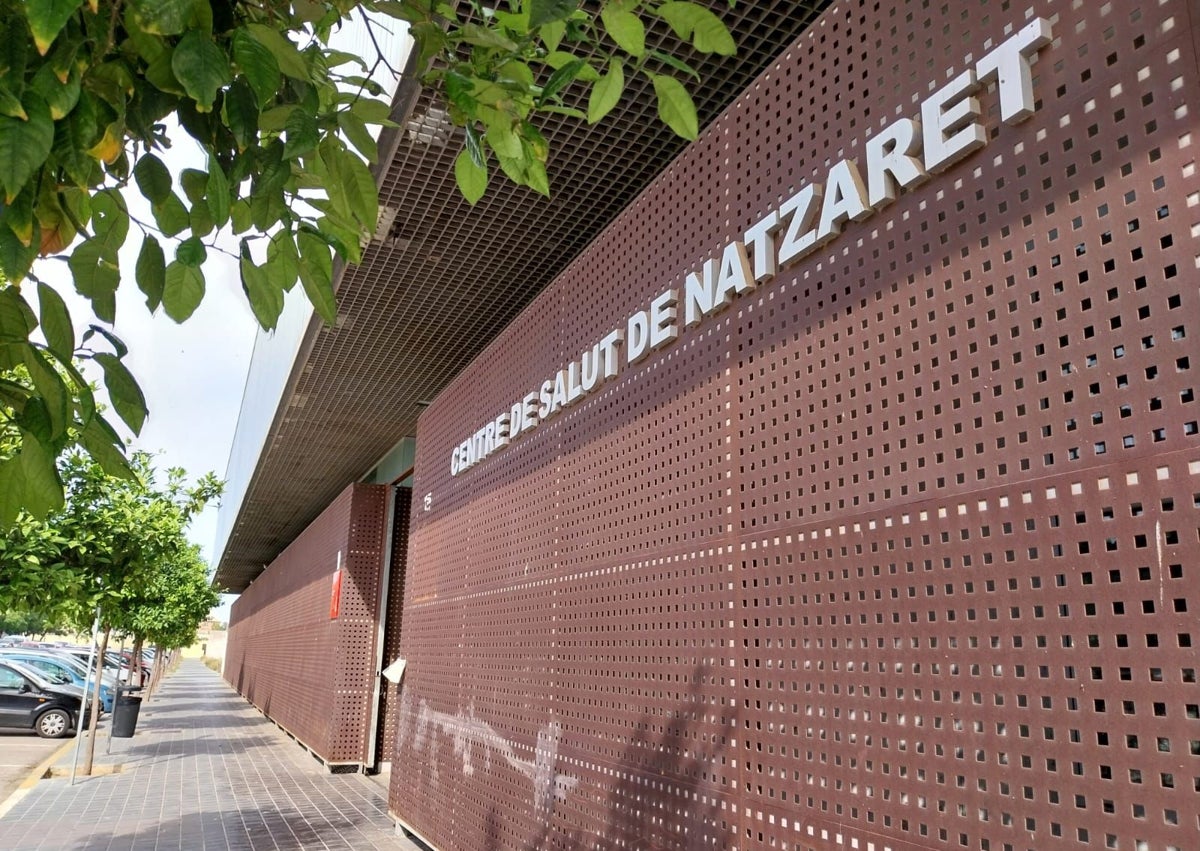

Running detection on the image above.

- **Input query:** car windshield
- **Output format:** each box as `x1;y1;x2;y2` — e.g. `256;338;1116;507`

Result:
1;659;54;690
0;652;77;678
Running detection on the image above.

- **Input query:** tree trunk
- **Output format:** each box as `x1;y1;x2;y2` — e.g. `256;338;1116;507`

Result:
129;637;143;688
81;626;110;776
147;645;163;698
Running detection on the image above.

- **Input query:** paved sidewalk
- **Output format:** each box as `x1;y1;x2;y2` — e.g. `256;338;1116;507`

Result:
0;660;420;851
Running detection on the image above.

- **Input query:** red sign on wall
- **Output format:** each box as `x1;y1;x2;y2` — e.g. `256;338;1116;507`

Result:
329;569;343;619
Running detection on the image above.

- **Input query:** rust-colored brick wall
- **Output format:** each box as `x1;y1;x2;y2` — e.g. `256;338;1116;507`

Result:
226;483;388;765
390;1;1200;849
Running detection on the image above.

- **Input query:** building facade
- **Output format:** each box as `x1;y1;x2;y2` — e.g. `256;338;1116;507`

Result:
224;0;1200;849
390;1;1200;850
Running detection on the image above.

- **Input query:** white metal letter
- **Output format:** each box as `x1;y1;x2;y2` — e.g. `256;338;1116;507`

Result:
714;241;755;308
975;18;1053;124
865;118;928;209
744;211;779;282
627;310;650;364
776;184;823;267
649;289;679;351
817;159;871;243
683;258;717;327
921;69;985;173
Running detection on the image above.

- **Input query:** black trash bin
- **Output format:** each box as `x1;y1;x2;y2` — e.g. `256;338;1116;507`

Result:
111;688;142;738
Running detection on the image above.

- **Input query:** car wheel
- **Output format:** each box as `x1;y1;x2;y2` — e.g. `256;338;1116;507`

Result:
35;708;71;739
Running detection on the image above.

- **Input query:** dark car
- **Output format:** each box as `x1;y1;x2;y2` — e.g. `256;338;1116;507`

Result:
0;659;89;738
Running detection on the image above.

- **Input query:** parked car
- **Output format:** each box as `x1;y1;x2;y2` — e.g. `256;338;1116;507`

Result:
0;649;116;712
0;660;90;738
62;648;131;683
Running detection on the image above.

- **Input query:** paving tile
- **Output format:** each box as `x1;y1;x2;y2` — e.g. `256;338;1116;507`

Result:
0;661;423;851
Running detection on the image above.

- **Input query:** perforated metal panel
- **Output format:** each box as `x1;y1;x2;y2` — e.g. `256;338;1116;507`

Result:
391;1;1200;849
225;483;388;765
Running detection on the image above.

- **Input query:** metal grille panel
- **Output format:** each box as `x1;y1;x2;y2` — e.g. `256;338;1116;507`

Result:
392;1;1200;850
225;483;388;765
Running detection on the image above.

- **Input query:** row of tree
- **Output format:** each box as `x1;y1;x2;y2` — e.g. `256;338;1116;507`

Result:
0;442;221;772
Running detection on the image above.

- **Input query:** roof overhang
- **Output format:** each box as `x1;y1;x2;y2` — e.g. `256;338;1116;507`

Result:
213;1;833;591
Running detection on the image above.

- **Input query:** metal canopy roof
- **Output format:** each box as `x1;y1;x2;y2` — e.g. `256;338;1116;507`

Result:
214;1;832;591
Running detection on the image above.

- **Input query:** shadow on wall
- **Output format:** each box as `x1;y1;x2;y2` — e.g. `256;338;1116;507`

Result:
465;663;727;851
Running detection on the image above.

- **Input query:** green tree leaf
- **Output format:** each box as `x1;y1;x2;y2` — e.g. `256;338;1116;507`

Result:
239;247;283;331
51;90;98;187
600;6;645;57
131;0;197;36
464;122;485;168
540;20;567;52
189;198;214;237
296;230;336;325
151;193;190;236
76;419;134;480
530;0;576;29
17;431;63;518
175;237;207;267
326;144;377;231
85;323;128;358
180;168;207;204
348;98;393;125
455;148;488;205
133;154;173;204
90;189;130;248
135;236;166;311
25;0;82;55
0;220;39;282
657;3;735;54
540;59;585;104
244;24;309;81
22;346;68;438
0;458;21;527
337;111;377;163
266;230;299;289
0;288;37;341
0;93;54;203
230;199;251;233
171;32;231;113
36;282;74;360
18;397;54;444
648;49;700;81
222;77;259;151
231;28;280;107
485;124;522;160
67;238;120;305
29;62;81;119
206;159;230;226
460;24;519;51
524;158;550;197
0;86;26;120
690;11;736;55
94;353;147;435
588;57;624;123
283;108;318;159
161;261;205;322
649;72;698;140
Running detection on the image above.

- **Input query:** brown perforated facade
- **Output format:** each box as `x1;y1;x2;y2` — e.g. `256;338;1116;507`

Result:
225;483;388;765
391;1;1200;850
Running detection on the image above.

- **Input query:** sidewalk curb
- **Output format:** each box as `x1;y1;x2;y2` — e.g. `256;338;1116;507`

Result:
0;738;75;821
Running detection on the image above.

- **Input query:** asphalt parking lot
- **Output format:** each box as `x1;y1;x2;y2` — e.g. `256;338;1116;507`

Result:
0;731;67;805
